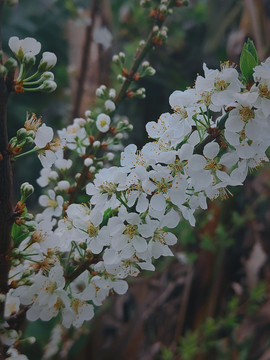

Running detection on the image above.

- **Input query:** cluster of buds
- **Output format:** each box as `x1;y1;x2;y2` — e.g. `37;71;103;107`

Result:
112;51;126;68
8;36;57;93
9;128;35;157
126;87;146;99
152;25;168;46
0;50;18;79
140;61;156;77
159;0;173;15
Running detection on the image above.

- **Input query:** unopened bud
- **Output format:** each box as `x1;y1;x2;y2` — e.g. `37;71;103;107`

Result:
112;54;119;63
93;140;100;148
56;180;70;191
84;157;93;167
40;80;57;93
24;137;34;146
17;128;27;140
38;52;57;72
0;65;7;77
106;152;114;161
160;4;167;12
20;182;34;202
117;74;125;83
104;99;116;112
4;57;18;73
119;52;125;61
109;88;116;98
116;132;123;139
40;71;54;81
145;66;156;76
85;110;91;117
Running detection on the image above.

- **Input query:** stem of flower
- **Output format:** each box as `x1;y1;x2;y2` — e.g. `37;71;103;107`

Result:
14;147;44;160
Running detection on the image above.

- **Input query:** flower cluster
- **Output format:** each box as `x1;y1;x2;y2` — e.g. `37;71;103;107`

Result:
3;51;270;353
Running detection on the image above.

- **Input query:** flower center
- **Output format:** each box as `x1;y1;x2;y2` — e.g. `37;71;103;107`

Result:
124;224;138;239
258;84;270;99
214;79;230;91
239;107;255;122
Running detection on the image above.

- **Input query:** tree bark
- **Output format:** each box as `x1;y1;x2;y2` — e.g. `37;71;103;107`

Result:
0;3;13;356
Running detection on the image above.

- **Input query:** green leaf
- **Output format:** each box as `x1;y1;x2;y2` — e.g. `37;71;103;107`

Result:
246;38;259;65
240;39;259;84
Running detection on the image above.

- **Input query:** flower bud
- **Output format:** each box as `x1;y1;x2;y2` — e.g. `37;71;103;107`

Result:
38;51;57;72
56;180;70;191
119;52;125;61
93;140;100;148
5;57;18;73
109;88;116;99
20;182;34;202
0;65;7;77
142;61;150;68
89;166;95;173
160;4;167;12
112;54;119;63
27;130;35;139
49;171;58;181
116;133;123;139
24;136;34;146
143;66;156;77
107;152;114;161
24;213;34;221
40;80;57;93
117;74;125;83
84;157;93;167
0;294;6;302
104;99;116;112
74;117;86;126
17;128;27;140
40;71;54;81
85;110;91;117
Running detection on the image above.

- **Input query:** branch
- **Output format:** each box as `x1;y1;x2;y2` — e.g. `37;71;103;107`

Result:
71;0;99;120
0;3;14;359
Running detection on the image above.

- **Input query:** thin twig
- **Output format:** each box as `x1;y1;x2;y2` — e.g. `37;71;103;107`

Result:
71;0;99;120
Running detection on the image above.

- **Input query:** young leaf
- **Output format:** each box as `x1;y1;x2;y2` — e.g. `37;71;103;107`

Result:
246;38;259;65
240;48;258;84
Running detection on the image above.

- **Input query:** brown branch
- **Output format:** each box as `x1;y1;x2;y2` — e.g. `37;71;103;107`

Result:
245;0;264;60
71;0;99;120
173;265;194;345
0;4;14;358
